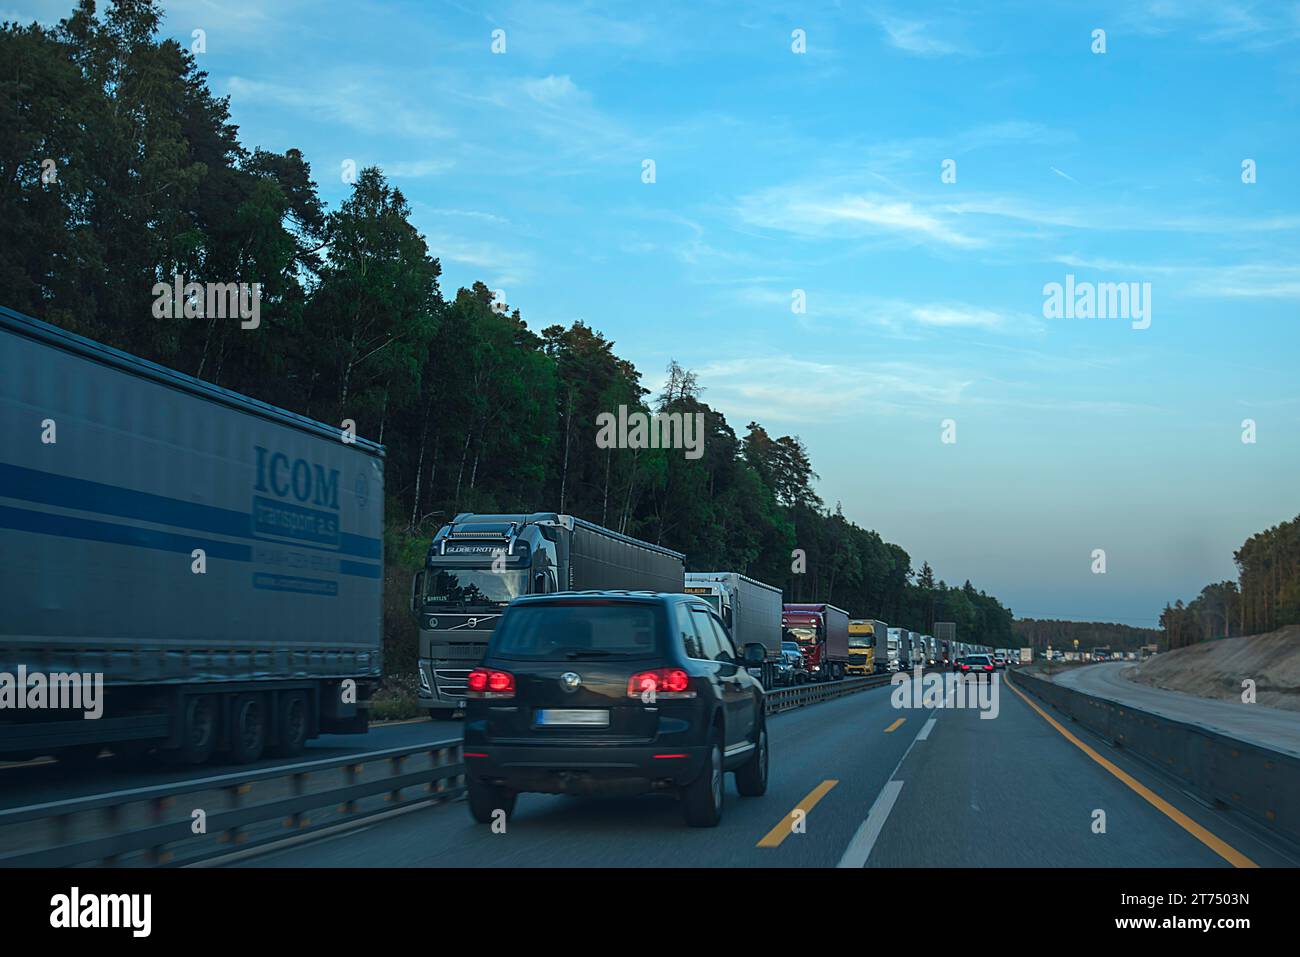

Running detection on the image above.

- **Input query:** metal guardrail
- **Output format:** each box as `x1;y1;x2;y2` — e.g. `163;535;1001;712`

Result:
1012;671;1300;850
3;674;898;867
764;674;895;713
0;740;465;867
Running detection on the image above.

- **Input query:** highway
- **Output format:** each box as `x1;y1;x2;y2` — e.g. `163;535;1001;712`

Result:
200;674;1294;869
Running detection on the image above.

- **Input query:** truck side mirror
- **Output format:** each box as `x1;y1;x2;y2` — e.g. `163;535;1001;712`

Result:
534;571;547;593
743;643;765;667
411;571;424;616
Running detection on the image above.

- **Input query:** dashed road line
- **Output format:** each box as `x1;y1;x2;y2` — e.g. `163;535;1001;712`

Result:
756;779;838;848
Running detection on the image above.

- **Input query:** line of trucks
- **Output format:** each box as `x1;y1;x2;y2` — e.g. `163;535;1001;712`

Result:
0;306;1012;767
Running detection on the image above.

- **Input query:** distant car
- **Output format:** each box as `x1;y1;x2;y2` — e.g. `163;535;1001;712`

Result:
955;654;996;677
463;592;770;828
779;641;806;685
993;654;1007;670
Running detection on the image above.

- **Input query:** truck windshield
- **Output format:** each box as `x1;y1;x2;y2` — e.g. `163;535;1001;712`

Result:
849;635;871;648
785;626;818;646
423;568;528;606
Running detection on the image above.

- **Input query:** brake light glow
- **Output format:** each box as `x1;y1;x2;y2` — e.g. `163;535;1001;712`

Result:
627;668;694;699
467;667;515;699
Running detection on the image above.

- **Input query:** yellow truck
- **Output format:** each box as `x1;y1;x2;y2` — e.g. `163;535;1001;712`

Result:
848;619;886;675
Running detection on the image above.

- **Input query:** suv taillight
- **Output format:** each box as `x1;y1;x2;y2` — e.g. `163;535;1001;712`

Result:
627;668;694;699
467;667;515;699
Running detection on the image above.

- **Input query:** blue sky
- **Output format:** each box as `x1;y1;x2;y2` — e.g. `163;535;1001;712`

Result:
12;1;1300;626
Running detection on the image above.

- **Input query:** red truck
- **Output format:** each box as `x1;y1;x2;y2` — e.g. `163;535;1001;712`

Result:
781;603;851;682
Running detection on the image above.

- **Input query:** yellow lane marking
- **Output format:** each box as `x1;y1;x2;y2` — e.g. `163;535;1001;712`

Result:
757;779;838;847
1005;676;1257;869
884;718;906;733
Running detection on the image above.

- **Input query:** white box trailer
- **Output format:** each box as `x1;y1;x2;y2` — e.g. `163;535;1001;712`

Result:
686;572;783;685
0;306;384;765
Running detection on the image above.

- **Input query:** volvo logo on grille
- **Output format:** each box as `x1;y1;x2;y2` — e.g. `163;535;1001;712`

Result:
560;672;582;692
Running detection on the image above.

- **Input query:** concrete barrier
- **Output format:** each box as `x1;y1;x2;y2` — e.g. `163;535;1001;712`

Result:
1013;671;1300;850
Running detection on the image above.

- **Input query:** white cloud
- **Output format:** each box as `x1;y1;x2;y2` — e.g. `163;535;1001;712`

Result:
522;74;586;105
226;75;451;140
737;188;983;248
383;158;456;178
694;355;974;424
909;304;1008;329
874;13;963;56
424;232;535;290
1124;1;1300;48
1053;256;1300;299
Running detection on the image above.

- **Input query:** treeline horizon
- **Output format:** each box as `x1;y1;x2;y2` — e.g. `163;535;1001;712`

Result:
1159;514;1300;650
1012;618;1162;654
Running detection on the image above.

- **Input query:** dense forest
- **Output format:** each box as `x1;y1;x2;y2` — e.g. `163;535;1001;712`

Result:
0;2;1016;677
1160;514;1300;650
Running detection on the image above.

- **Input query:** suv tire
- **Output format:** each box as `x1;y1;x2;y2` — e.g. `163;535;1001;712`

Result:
734;719;768;797
682;728;724;827
467;776;517;825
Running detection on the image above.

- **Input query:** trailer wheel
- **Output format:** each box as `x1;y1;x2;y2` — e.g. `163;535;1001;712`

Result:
173;694;217;764
228;693;267;764
270;692;308;757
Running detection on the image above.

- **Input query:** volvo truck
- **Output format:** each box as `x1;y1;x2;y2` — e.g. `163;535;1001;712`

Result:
782;604;850;681
0;307;384;767
414;513;685;716
686;572;784;688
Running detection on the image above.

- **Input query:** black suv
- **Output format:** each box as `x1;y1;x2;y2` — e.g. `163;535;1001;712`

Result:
463;591;770;827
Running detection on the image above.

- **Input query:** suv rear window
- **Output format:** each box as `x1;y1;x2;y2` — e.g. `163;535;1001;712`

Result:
490;601;666;660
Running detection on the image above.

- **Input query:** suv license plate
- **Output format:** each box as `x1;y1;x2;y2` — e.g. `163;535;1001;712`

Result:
536;709;610;727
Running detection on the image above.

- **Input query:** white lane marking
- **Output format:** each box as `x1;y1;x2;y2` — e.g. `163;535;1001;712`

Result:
837;708;934;868
837;781;903;868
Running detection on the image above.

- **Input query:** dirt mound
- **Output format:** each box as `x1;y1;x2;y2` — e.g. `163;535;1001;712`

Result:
1129;626;1300;711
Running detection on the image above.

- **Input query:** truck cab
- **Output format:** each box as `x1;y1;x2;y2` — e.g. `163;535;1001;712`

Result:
413;513;684;717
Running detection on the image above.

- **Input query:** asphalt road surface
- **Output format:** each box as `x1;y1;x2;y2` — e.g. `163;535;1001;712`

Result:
227;674;1296;868
1052;662;1300;759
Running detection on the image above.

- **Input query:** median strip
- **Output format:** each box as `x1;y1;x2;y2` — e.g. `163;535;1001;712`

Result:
756;779;838;847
